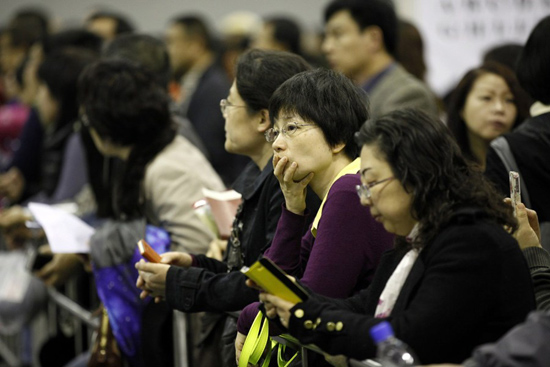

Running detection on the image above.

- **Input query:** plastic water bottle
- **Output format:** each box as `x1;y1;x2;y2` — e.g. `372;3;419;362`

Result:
369;321;417;366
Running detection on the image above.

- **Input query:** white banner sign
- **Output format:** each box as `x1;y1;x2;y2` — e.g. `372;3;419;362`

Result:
417;0;550;96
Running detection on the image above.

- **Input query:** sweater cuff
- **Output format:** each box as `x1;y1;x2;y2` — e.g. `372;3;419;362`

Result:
523;247;550;269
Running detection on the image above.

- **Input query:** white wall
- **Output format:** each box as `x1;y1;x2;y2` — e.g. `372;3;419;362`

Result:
410;0;550;96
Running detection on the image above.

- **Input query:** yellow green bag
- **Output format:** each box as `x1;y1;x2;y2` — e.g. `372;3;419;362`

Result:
238;312;299;367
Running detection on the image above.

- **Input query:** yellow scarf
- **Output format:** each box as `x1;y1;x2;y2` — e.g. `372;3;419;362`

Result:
311;158;361;237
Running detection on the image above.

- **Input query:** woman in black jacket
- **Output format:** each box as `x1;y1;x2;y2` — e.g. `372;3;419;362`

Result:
135;49;320;367
258;108;535;365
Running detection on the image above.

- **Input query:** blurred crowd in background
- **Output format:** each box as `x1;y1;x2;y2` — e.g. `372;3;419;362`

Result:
0;1;549;367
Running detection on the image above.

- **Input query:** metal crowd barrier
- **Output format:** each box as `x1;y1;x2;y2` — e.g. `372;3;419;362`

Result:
1;287;192;367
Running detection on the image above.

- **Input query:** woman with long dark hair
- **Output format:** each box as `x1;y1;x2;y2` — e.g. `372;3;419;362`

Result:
447;61;529;169
78;58;225;367
78;59;224;251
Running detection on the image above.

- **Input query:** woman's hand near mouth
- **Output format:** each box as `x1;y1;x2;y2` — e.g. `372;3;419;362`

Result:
273;155;314;215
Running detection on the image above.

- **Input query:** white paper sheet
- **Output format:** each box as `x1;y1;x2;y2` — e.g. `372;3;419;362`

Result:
28;202;94;253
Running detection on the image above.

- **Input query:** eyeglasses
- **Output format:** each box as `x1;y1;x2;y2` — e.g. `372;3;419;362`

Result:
220;99;247;116
264;122;317;143
356;177;394;200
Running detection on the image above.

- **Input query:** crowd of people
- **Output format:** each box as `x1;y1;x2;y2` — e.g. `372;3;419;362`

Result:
1;1;549;367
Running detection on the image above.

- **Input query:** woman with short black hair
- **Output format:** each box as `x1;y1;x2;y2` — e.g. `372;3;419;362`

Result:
236;68;394;367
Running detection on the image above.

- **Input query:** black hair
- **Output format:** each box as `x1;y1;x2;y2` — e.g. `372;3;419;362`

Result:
235;49;311;113
355;108;516;249
78;59;176;218
447;61;530;162
395;19;426;81
87;11;135;35
172;15;213;50
97;35;172;217
324;0;398;55
103;34;171;89
43;29;103;55
37;47;98;133
5;9;49;49
516;15;550;104
269;68;369;159
483;43;524;72
12;8;49;36
265;17;302;55
15;56;28;88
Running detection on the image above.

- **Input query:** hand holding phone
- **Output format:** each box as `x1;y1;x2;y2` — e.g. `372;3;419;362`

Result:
509;171;521;217
137;239;162;263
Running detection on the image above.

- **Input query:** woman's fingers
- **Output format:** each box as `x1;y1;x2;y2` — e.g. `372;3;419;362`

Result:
525;207;541;242
264;294;295;310
299;172;315;187
514;203;541;249
135;261;169;299
235;332;247;365
136;274;145;288
283;161;298;182
272;155;280;169
273;156;288;180
245;279;263;291
262;294;295;327
159;252;191;267
135;259;161;273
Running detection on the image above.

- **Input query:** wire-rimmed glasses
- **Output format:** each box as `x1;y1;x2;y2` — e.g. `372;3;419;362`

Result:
356;177;394;200
264;122;317;143
220;99;247;116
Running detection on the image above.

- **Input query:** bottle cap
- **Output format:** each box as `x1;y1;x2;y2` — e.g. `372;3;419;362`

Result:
369;321;394;344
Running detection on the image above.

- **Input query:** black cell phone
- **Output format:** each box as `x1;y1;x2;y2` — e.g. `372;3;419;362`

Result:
27;251;53;271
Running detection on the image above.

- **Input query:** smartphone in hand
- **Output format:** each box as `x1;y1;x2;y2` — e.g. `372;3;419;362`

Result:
509;171;521;217
137;239;162;263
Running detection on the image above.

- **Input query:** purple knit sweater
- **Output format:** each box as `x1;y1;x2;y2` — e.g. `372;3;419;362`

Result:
237;173;394;333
